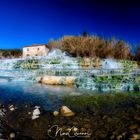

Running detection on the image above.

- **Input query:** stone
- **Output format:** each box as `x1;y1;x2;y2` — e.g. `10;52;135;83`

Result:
131;134;140;139
117;135;122;140
0;109;5;117
28;112;31;115
9;105;15;111
32;115;39;120
72;127;79;132
53;111;59;117
41;76;76;85
130;134;140;140
65;77;76;86
41;76;63;85
121;132;126;137
60;106;75;117
9;132;15;139
32;106;41;120
129;124;138;130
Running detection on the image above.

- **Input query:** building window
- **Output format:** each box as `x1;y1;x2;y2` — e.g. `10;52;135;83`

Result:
27;48;29;51
27;54;30;56
37;48;40;51
36;54;38;56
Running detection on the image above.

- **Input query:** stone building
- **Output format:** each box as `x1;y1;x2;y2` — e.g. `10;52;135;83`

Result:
22;44;49;57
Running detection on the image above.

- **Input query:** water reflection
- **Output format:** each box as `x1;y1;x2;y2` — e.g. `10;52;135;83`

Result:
0;79;80;111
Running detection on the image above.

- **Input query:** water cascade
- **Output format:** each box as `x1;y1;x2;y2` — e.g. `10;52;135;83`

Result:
102;59;122;69
0;49;139;91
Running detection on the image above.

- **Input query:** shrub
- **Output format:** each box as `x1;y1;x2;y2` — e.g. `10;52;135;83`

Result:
13;59;39;70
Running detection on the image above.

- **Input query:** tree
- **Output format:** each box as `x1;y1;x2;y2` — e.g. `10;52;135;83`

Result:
82;30;89;37
48;35;132;60
2;50;11;57
1;49;22;58
135;45;140;61
113;41;131;59
48;39;62;50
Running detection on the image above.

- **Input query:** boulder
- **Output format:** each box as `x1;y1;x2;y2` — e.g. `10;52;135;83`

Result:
65;77;76;86
53;111;59;117
60;106;75;117
0;109;5;117
40;76;76;85
32;106;41;120
9;105;15;112
41;76;63;85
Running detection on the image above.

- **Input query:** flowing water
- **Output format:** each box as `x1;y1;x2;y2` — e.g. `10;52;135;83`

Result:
102;58;122;69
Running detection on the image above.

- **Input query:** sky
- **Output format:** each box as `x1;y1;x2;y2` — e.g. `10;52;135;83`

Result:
0;0;140;49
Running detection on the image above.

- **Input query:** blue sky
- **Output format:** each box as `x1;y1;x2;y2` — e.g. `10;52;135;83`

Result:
0;0;140;49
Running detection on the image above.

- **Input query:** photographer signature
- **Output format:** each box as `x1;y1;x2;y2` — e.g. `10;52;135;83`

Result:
48;125;92;138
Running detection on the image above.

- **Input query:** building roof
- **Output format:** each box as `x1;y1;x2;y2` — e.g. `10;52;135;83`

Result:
23;44;49;48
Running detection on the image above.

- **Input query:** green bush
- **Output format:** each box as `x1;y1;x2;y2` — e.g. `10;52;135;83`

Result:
119;60;138;73
13;59;39;70
49;59;61;64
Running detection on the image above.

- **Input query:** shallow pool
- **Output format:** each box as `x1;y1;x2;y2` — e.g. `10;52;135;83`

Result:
0;78;81;111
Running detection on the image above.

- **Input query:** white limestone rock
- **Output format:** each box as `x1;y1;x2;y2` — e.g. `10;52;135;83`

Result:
9;105;15;111
60;106;75;117
32;106;41;120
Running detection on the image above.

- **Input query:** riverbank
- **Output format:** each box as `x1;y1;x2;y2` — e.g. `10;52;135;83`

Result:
0;92;140;139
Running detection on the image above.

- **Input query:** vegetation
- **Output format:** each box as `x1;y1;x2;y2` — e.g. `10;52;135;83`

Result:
134;45;140;61
63;92;140;112
75;72;140;91
0;33;140;62
0;49;22;58
49;58;61;64
119;60;138;73
48;34;140;62
48;35;132;60
13;59;39;70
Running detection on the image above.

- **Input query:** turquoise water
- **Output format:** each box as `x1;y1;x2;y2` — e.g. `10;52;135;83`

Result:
0;76;135;112
0;77;139;140
0;78;80;111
